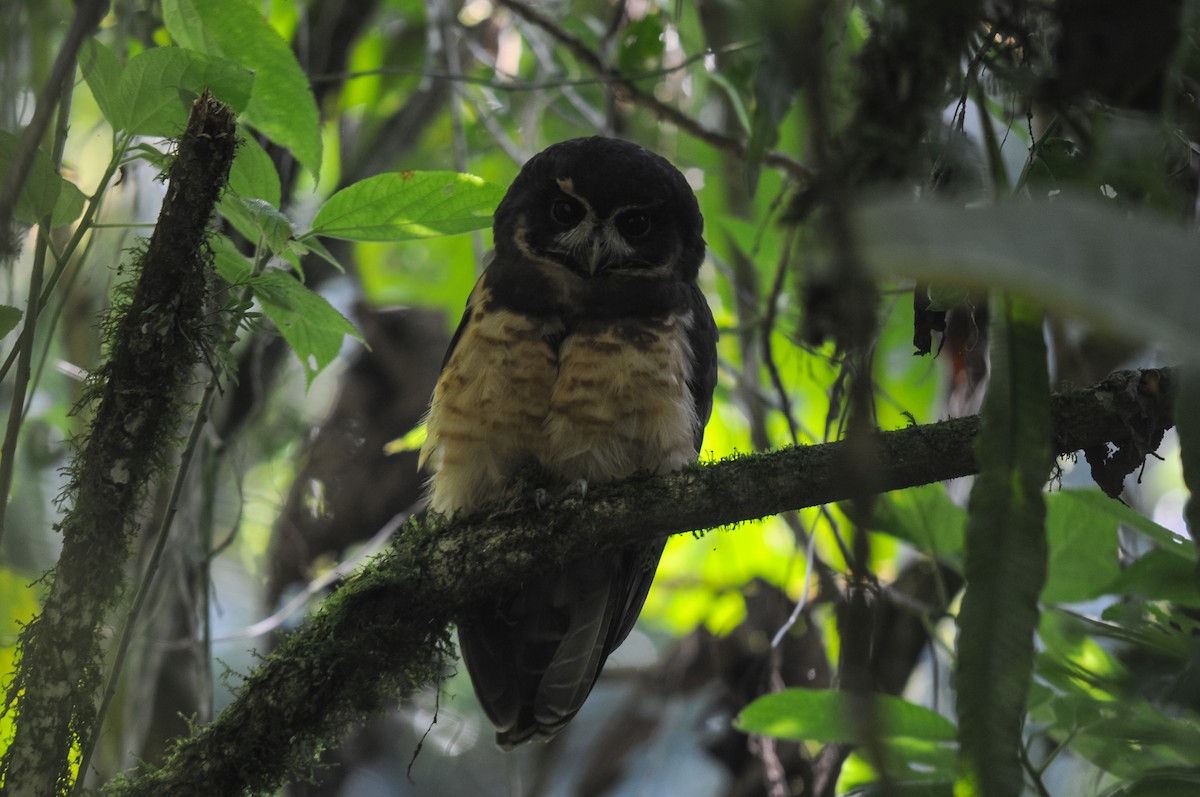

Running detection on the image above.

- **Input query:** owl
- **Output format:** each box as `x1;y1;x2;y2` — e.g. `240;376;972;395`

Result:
420;136;718;749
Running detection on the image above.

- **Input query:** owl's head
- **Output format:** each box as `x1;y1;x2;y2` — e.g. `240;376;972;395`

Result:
493;137;705;283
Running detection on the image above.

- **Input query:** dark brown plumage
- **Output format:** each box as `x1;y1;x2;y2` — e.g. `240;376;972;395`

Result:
420;136;717;748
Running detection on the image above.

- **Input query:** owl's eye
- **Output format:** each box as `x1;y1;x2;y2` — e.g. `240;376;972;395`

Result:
551;198;584;227
616;210;651;238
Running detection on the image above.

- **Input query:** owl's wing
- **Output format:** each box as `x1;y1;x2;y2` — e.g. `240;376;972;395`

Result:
417;263;491;475
685;281;720;452
440;252;495;369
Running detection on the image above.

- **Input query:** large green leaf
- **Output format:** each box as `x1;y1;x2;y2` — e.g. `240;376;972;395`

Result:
80;38;124;130
868;483;965;563
112;46;253;137
227;130;281;206
1060;488;1193;560
955;295;1052;797
247;270;361;387
163;0;322;176
1041;490;1121;604
736;688;956;743
856;195;1200;360
1103;549;1200;605
0;131;86;226
307;171;503;242
1112;770;1200;797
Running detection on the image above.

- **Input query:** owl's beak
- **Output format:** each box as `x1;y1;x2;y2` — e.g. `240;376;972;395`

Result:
586;228;626;277
586;237;604;277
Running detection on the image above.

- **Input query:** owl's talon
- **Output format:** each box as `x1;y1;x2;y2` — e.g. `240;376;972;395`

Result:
568;478;588;500
533;487;549;510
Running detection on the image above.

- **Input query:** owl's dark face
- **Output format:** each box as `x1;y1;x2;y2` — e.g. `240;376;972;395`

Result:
493;137;705;283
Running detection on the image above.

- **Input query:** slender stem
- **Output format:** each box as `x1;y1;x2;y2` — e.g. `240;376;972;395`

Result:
1019;737;1054;797
0;232;49;548
0;0;107;240
75;373;221;790
0;133;129;387
0;43;80;549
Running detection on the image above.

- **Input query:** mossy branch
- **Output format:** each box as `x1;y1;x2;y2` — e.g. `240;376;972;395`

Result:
104;367;1176;797
0;91;236;797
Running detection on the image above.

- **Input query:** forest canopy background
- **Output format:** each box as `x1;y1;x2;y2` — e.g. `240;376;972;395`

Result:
1;2;1199;797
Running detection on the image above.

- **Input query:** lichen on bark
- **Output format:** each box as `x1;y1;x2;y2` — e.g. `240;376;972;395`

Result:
0;91;236;796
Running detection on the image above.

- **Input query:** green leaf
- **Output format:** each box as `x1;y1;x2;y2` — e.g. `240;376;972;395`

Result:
247;270;361;387
228;130;281;206
1059;488;1193;560
869;483;965;562
113;47;254;137
1110;768;1200;797
210;233;254;284
163;0;322;176
0;130;86;226
229;198;295;256
736;688;956;743
80;38;124;129
0;305;22;338
1041;490;1120;604
1105;549;1200;605
293;235;344;273
955;294;1052;797
856;195;1200;360
307;171;503;242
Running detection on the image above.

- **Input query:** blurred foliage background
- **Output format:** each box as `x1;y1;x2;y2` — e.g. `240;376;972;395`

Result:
2;0;1200;795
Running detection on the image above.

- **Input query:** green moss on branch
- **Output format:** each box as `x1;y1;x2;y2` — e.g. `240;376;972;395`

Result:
1;91;236;797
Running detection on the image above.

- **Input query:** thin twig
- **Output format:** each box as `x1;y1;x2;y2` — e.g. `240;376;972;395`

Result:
214;509;412;643
309;40;756;91
494;0;813;182
0;0;108;245
0;133;130;387
761;226;800;446
0;48;79;546
1019;737;1055;797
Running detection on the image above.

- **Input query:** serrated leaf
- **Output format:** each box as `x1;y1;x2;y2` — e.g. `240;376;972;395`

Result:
955;295;1052;797
736;689;956;744
113;47;253;137
308;171;503;242
80;38;124;129
0;305;22;338
247;270;361;387
210;233;254;284
243;199;295;254
163;0;322;176
0;130;86;226
294;235;343;273
856;195;1200;362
